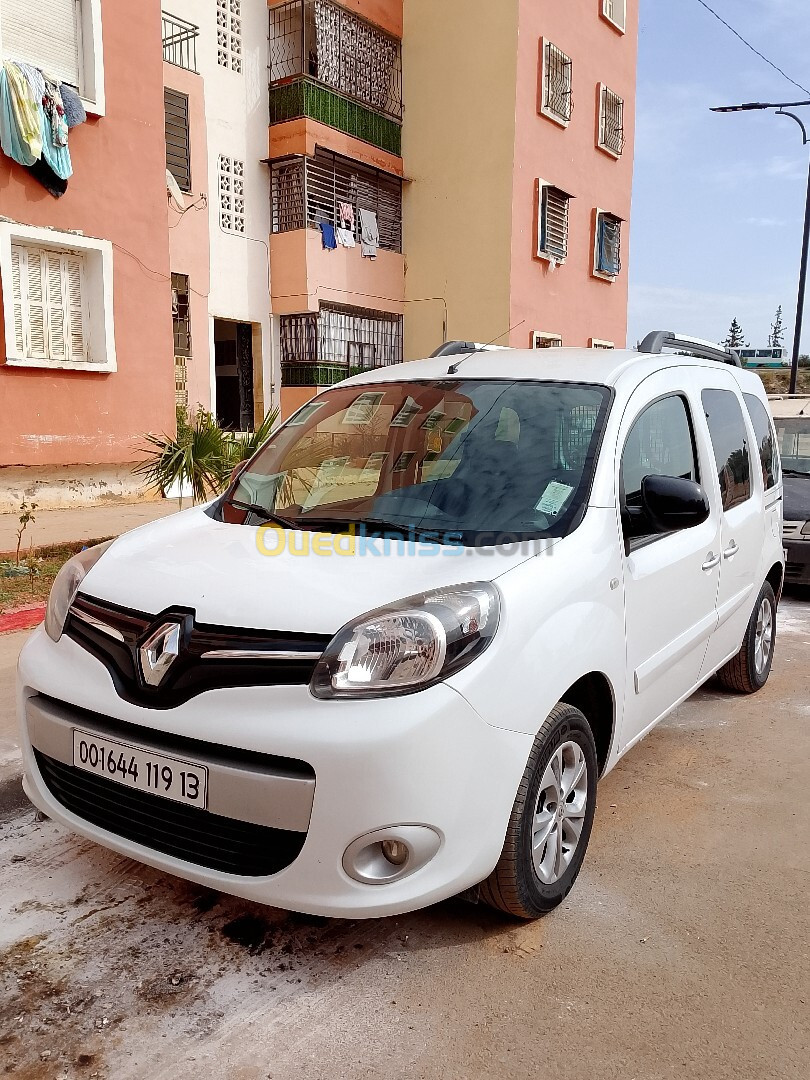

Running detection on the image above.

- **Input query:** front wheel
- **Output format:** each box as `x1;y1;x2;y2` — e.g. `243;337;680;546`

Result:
480;703;598;919
716;581;776;694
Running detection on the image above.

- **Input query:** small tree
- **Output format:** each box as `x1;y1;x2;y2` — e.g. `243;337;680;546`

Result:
769;305;785;349
724;318;745;349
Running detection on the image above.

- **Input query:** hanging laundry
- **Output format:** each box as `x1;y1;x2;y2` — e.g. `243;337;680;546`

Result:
18;63;45;106
319;222;338;250
29;157;68;198
40;108;72;180
358;208;379;258
59;83;86;129
339;201;355;230
43;78;68;147
336;227;356;248
1;61;42;163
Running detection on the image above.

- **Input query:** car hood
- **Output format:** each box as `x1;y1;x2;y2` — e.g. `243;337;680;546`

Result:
783;475;810;522
80;505;547;634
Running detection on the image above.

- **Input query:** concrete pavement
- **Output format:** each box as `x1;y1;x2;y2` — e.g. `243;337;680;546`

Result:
0;498;183;554
0;596;808;1077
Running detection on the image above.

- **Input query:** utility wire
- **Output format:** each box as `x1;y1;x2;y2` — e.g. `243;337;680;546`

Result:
694;0;810;97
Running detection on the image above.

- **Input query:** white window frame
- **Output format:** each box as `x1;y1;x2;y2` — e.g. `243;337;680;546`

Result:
590;338;615;349
530;331;563;349
0;222;115;372
539;39;573;128
597;83;625;159
592;207;622;283
535;178;571;265
601;0;627;34
0;0;105;115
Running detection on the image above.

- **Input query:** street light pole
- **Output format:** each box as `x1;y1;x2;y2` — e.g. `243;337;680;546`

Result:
711;100;810;393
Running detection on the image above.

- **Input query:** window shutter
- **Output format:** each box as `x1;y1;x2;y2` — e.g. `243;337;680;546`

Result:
65;255;87;362
9;242;88;364
1;0;82;87
10;244;25;357
25;249;49;360
46;252;68;360
164;89;191;192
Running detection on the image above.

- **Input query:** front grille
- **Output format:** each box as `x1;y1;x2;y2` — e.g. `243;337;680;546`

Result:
65;594;331;709
35;750;307;877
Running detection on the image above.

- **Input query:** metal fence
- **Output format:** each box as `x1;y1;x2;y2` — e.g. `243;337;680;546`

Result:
271;148;402;251
269;0;403;122
162;11;199;72
280;306;403;385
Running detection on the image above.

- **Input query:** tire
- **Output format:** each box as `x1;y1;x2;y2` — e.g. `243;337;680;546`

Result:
480;703;598;920
716;581;776;694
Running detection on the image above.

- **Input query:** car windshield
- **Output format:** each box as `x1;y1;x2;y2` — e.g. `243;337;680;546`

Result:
775;417;810;477
221;379;611;546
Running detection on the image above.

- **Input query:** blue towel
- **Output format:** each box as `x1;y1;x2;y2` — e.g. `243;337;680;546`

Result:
319;222;337;250
60;82;86;128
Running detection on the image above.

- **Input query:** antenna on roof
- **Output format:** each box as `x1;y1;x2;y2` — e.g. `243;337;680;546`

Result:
446;321;526;375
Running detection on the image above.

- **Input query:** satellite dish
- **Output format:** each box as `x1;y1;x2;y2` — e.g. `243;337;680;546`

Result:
166;169;186;211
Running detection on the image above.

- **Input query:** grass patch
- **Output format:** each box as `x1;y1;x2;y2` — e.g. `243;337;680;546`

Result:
757;368;810;395
0;538;115;614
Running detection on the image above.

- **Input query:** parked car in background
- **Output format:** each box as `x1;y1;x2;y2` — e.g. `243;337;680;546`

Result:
770;395;810;586
18;333;784;921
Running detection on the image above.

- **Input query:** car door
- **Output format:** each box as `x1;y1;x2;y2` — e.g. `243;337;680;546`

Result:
699;380;764;676
618;371;722;752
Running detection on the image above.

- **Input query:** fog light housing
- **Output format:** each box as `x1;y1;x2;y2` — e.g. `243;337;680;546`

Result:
343;826;442;885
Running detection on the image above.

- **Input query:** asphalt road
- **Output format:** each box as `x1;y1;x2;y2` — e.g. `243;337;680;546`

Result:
1;596;808;1080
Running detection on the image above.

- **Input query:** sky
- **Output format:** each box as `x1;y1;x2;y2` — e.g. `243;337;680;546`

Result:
628;0;810;352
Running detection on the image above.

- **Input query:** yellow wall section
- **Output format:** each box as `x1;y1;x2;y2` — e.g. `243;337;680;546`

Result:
402;0;519;361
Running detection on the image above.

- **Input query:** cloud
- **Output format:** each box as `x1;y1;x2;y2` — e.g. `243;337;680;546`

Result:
627;284;791;349
744;216;791;227
706;153;808;187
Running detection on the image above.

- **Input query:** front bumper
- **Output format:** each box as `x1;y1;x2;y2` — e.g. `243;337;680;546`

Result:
784;537;810;585
18;628;532;918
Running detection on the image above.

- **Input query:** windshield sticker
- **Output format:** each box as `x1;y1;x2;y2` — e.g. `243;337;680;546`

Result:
343;393;385;426
288;402;325;426
393;452;417;473
391;398;422;428
536;480;575;517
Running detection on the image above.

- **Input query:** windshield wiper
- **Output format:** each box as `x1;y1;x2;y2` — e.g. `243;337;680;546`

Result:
782;468;810;478
224;498;300;530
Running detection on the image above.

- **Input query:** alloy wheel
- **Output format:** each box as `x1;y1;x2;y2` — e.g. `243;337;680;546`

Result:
532;741;589;885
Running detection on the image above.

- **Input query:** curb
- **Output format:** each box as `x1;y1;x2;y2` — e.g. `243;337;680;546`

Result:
0;604;46;635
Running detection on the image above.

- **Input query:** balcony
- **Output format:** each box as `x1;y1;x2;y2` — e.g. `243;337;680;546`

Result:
280;307;403;387
269;0;402;155
162;11;199;72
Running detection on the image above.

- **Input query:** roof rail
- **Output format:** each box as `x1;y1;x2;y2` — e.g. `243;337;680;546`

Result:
639;331;742;368
430;341;511;358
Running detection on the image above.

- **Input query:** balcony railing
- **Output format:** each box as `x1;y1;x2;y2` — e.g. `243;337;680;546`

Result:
270;0;403;122
269;77;401;155
162;11;199;72
271;147;403;251
280;307;403;385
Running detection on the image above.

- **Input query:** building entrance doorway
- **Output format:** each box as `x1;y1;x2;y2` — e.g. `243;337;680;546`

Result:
214;319;254;430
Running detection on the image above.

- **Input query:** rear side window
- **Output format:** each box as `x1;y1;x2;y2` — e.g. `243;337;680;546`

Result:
621;394;698;541
743;393;779;490
701;389;752;510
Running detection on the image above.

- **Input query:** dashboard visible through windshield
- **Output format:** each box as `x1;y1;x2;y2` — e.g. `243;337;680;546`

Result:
220;379;612;546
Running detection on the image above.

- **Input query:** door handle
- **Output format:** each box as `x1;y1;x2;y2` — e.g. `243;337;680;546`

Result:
702;552;721;571
723;541;739;560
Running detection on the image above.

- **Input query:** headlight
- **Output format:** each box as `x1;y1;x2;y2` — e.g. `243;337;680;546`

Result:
802;521;810;536
44;540;115;643
310;582;500;699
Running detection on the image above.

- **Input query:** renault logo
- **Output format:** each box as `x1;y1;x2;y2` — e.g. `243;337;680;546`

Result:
139;622;181;687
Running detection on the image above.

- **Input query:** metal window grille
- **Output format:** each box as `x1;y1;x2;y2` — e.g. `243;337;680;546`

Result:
599;86;624;155
217;0;243;73
162;11;199;72
269;0;403;122
219;155;246;234
171;273;191;357
280;305;403;385
271;148;402;252
597;213;622;276
538;185;569;261
543;42;572;122
164;88;191;192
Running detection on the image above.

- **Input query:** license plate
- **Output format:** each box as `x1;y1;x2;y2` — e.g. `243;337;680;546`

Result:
72;729;208;809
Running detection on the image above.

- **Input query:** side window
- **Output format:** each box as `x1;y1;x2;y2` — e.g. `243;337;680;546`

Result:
743;393;779;490
621;395;698;542
702;390;752;511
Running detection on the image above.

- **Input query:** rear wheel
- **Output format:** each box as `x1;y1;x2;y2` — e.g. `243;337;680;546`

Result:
716;581;776;694
480;703;598;919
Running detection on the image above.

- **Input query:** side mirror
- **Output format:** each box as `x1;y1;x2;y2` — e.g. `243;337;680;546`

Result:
641;475;710;533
